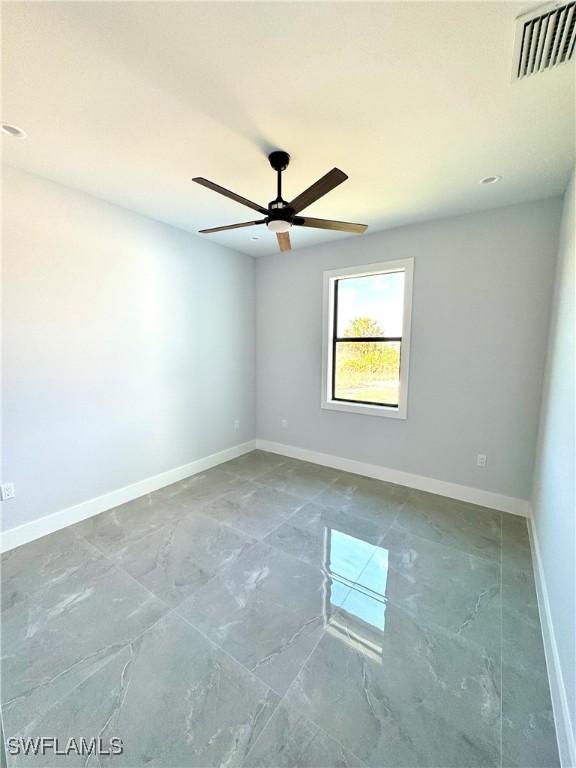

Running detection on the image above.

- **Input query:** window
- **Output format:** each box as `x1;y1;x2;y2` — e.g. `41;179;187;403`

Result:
322;259;413;418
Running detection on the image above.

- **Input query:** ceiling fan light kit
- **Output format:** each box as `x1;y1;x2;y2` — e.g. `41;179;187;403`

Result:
267;219;292;233
193;150;368;252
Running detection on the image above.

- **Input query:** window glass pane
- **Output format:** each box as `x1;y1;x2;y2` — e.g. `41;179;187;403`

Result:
334;340;401;406
336;271;404;338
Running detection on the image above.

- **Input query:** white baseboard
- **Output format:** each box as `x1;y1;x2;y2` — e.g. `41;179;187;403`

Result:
255;439;531;517
2;437;530;552
0;440;256;553
528;515;576;768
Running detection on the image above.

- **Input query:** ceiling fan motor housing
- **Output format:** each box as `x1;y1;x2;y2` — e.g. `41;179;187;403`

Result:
266;200;295;231
268;151;290;172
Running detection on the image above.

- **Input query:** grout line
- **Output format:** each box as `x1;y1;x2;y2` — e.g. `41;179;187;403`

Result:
341;506;503;672
170;605;324;766
333;510;401;622
160;477;341;570
161;463;312;530
273;537;499;768
251;503;306;542
197;482;310;543
337;505;403;606
2;530;176;746
337;503;406;537
173;609;286;700
386;517;502;568
1;534;102;615
69;499;183;561
392;508;503;565
71;526;243;626
3;606;175;740
254;459;506;569
253;476;339;504
171;499;303;562
380;512;504;660
195;497;379;581
81;483;325;618
239;506;377;765
78;535;177;611
263;670;371;768
251;603;372;768
250;466;410;544
175;471;361;761
291;492;406;535
382;589;500;660
239;610;335;766
305;722;370;768
178;479;401;580
72;475;260;562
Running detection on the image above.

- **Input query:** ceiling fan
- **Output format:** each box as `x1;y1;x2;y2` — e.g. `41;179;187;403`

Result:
193;151;368;252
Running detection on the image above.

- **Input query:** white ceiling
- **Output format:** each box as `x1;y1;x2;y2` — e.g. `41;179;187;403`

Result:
2;1;574;257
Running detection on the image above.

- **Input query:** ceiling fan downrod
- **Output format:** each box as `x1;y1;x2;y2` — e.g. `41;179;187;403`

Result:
268;151;291;208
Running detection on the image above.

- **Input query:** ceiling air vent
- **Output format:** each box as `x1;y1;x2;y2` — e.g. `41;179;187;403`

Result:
513;2;576;78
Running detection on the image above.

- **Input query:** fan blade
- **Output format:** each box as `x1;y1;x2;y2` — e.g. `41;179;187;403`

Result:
289;168;348;214
192;177;268;215
295;216;367;233
277;232;291;252
199;220;266;234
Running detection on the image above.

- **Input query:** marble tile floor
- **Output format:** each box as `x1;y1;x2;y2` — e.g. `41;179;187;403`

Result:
1;451;559;767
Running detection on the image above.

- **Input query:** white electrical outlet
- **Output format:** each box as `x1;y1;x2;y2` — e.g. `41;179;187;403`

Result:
233;419;240;431
1;482;16;501
476;454;487;468
281;418;288;429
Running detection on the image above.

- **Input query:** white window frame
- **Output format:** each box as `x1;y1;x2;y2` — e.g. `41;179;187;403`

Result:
321;258;414;419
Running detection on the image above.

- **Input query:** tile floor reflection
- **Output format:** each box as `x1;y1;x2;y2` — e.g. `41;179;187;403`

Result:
322;527;389;661
1;452;560;767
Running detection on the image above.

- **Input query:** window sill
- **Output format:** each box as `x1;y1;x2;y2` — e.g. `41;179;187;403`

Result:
321;399;407;419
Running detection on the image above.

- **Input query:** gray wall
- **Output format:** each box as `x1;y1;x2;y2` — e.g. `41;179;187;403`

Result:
532;169;575;753
2;167;256;531
256;198;562;500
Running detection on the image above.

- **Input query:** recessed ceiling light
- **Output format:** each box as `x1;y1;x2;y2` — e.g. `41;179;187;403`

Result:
480;175;502;185
250;236;260;241
1;123;27;139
